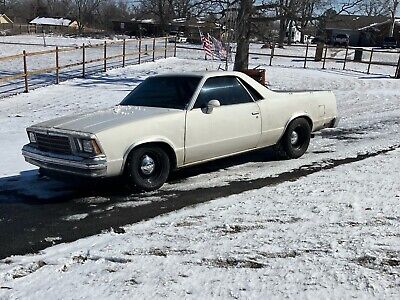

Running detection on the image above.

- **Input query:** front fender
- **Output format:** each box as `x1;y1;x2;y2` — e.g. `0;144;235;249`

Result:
120;136;181;174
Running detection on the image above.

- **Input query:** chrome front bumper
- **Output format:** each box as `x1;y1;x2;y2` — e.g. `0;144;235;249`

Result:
22;145;107;177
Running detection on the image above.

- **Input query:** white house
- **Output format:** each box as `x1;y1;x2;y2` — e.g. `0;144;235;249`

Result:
285;24;302;43
29;17;78;28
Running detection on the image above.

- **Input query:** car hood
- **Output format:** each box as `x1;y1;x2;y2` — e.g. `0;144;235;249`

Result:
31;106;181;134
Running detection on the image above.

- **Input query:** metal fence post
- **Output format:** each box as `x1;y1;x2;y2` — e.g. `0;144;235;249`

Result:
23;50;28;93
343;46;349;70
122;39;126;67
269;44;275;66
82;43;86;78
367;49;374;74
303;41;309;68
55;46;59;84
152;37;156;62
103;41;107;72
138;39;142;64
322;44;328;69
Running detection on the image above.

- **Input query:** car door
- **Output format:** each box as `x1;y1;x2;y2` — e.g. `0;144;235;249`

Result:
184;76;262;164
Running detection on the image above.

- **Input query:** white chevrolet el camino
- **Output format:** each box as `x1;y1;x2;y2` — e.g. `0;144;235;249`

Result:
22;71;338;191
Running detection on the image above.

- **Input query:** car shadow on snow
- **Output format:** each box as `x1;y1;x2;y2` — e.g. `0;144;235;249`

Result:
0;147;280;205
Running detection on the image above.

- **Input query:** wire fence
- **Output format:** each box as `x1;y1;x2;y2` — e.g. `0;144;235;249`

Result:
0;36;177;97
177;43;400;78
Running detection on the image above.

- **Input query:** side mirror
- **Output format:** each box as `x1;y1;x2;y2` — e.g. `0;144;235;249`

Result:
203;99;220;114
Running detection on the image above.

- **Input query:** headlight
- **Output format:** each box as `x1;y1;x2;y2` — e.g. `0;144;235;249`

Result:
28;131;37;143
75;138;102;155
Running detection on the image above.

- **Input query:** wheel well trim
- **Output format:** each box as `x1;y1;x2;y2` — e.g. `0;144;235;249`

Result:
120;138;178;174
278;113;313;142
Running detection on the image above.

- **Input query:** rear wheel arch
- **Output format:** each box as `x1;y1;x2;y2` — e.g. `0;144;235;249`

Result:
283;115;313;137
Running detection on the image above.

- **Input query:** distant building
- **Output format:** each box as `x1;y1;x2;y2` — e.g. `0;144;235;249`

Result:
324;15;390;46
112;17;221;42
285;23;302;43
0;14;13;24
358;18;400;47
29;17;78;28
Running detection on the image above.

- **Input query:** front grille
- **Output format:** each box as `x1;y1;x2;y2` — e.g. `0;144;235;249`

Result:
36;133;72;155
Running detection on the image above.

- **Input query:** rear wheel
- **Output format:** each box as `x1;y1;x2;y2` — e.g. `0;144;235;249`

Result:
125;146;170;191
276;118;311;159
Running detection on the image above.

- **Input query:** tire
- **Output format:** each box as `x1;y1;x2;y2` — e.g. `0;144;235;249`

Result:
276;118;311;159
38;167;48;178
125;146;170;191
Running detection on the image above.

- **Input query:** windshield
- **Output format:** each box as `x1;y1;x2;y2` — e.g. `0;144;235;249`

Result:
120;76;201;109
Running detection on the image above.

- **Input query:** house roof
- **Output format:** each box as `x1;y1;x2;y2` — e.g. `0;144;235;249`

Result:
29;17;73;26
0;14;13;23
325;15;389;31
358;17;400;31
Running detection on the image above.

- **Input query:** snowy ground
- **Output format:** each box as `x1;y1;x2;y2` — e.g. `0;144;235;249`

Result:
0;51;399;298
0;148;399;299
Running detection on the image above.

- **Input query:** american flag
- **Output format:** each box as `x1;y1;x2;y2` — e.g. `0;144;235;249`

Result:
211;36;227;60
200;30;213;57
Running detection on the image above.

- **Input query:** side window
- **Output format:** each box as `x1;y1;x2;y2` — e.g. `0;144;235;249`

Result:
194;76;254;108
238;78;264;101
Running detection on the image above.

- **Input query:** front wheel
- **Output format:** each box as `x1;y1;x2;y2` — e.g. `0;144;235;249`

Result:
276;118;311;159
125;146;170;191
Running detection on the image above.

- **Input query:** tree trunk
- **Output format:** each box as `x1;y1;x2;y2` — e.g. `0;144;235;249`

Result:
233;0;253;71
390;0;399;37
278;17;286;48
287;19;293;45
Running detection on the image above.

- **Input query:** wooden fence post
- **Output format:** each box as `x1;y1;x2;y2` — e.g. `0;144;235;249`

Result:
164;36;168;58
269;44;275;66
55;46;59;84
122;39;126;67
152;37;156;62
174;35;177;57
343;46;349;70
395;54;400;79
303;41;309;68
322;44;328;69
103;41;107;72
82;43;86;78
367;49;374;74
138;39;142;64
23;50;28;93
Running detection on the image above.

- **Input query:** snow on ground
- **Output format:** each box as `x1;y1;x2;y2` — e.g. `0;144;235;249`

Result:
0;50;399;298
0;148;399;299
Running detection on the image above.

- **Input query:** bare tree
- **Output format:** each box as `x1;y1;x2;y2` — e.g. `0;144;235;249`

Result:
72;0;104;32
389;0;399;36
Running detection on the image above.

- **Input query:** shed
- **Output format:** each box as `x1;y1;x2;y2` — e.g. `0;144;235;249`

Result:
0;14;13;24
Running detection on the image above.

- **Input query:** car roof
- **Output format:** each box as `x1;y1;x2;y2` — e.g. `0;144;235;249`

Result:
153;71;245;79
